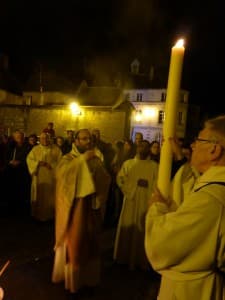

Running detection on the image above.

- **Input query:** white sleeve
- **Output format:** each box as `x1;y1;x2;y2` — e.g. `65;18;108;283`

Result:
145;191;222;272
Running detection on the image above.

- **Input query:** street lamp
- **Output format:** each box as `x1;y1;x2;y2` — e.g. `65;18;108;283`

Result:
69;102;82;116
134;110;142;122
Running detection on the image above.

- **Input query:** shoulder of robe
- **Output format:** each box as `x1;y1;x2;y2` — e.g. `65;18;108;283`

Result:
62;153;76;161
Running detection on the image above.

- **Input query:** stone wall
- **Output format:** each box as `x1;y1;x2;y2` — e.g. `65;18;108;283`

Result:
0;105;128;143
0;107;27;135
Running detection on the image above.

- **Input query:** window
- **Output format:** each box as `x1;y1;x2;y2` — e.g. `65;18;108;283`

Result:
178;111;183;125
158;110;165;124
137;93;143;102
161;93;166;102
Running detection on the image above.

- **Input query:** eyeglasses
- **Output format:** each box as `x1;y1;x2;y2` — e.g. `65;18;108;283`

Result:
194;137;218;144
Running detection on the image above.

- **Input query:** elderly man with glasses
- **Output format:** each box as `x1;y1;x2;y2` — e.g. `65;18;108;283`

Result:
145;115;225;300
52;128;111;295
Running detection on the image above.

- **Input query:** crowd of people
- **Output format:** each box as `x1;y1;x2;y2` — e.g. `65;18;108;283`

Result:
1;115;225;299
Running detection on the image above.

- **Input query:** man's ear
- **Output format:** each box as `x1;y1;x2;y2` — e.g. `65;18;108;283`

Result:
210;144;223;159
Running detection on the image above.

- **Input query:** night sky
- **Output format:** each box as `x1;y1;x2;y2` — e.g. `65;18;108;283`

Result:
0;0;224;116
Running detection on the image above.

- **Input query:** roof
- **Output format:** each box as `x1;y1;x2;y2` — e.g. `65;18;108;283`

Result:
77;86;123;106
123;73;164;89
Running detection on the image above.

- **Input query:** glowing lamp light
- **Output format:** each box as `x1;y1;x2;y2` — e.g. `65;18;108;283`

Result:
143;108;156;118
69;102;82;115
135;110;142;122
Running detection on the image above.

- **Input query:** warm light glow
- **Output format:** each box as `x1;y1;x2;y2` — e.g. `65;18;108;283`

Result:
69;102;81;115
135;110;142;122
0;287;4;300
158;36;185;198
143;108;156;118
174;39;184;48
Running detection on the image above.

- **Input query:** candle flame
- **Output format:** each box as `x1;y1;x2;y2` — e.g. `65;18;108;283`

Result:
175;39;184;48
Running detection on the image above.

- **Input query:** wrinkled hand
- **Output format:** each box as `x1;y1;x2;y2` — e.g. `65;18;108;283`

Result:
148;187;171;207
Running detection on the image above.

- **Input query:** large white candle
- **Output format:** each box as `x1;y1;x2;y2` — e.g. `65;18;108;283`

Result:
157;39;185;198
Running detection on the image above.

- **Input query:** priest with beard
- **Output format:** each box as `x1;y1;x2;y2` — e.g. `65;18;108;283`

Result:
52;128;111;295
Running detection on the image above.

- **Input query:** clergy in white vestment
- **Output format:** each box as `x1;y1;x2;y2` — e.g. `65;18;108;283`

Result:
26;132;62;221
113;140;158;270
52;129;111;295
145;115;225;300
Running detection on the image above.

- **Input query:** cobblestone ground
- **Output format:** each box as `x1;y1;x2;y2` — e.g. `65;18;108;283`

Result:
0;216;160;300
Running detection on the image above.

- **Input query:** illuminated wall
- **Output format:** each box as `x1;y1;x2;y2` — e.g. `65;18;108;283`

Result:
0;105;127;143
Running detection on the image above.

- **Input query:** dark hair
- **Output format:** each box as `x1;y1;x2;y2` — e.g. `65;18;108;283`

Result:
135;132;143;138
124;138;134;146
150;140;160;147
141;140;150;147
115;140;124;150
28;133;38;139
74;129;90;139
56;136;64;141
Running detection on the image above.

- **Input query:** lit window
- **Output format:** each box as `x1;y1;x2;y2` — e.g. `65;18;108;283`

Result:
161;93;166;102
137;93;142;101
158;111;165;124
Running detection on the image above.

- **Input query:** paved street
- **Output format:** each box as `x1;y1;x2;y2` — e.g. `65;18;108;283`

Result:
0;216;160;300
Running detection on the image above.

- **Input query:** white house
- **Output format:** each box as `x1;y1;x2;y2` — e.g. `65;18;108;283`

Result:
123;88;189;143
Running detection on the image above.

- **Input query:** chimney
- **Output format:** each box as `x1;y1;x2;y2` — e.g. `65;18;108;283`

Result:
130;59;140;75
0;53;9;71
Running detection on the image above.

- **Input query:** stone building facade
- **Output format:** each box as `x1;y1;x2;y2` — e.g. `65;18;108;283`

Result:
0;82;132;142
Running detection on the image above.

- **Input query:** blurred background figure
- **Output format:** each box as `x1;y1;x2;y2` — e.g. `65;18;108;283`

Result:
105;140;125;226
111;140;125;173
26;132;62;222
27;134;38;151
64;130;74;154
91;129;107;154
114;140;158;270
133;132;144;157
4;130;31;216
134;132;143;147
171;137;189;179
181;141;192;162
149;140;161;163
55;136;67;155
122;139;136;160
91;133;104;162
0;134;9;173
42;122;55;140
92;128;114;171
